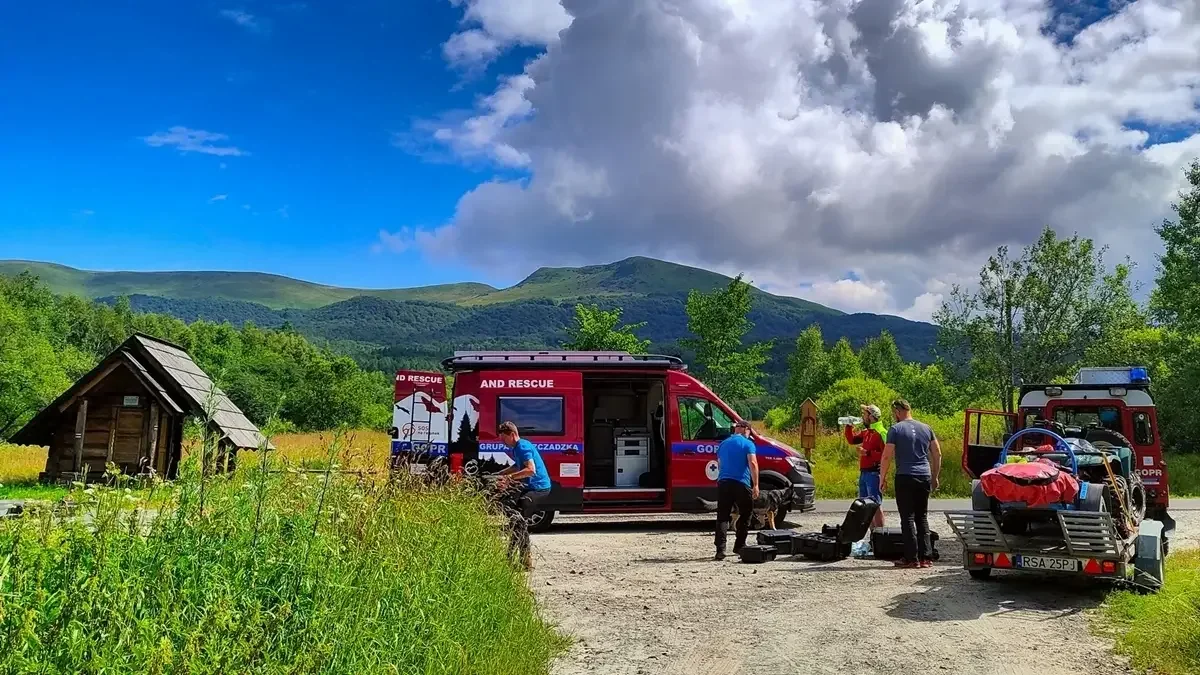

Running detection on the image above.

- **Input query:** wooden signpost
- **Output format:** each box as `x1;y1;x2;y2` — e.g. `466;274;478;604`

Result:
798;398;819;460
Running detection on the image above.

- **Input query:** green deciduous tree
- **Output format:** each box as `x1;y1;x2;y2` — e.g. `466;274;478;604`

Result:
859;331;904;383
1151;160;1200;332
0;274;394;439
935;226;1139;413
682;275;773;402
1147;161;1200;450
814;377;900;428
785;325;832;407
562;304;651;354
827;337;863;382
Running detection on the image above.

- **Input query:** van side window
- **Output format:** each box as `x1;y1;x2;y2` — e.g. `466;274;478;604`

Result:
1133;412;1154;446
678;396;732;441
498;396;564;435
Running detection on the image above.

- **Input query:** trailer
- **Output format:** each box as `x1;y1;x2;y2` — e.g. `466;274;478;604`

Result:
946;427;1167;592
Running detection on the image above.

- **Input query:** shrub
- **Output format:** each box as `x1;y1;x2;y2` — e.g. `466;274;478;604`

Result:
814;377;900;428
0;438;565;674
764;405;795;431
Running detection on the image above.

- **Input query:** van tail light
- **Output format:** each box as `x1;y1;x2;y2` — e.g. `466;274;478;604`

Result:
972;553;992;566
1101;560;1117;574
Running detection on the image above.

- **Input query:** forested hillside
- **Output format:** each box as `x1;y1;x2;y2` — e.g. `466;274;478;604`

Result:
0;256;939;389
0;273;392;439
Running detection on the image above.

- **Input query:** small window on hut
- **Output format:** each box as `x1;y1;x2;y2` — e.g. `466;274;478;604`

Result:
122;396;141;407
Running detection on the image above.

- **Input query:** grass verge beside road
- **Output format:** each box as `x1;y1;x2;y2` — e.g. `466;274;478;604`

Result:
0;433;566;674
1101;549;1200;675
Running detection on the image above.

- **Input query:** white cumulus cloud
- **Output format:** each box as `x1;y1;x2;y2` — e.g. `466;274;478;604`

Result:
414;0;1200;318
443;0;571;66
143;127;248;157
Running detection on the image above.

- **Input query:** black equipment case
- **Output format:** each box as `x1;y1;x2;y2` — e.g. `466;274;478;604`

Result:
738;544;778;564
756;529;798;554
792;498;880;562
870;527;940;561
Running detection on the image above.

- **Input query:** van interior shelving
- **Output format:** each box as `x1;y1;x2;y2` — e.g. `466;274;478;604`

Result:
582;375;667;506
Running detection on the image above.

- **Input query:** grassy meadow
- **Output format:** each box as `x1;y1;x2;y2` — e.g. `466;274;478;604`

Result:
5;422;1200;502
0;431;566;674
1102;548;1200;675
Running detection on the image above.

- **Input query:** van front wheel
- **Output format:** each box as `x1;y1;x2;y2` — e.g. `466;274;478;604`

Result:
527;510;555;533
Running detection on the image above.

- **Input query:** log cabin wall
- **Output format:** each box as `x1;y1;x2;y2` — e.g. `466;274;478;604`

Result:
43;364;181;479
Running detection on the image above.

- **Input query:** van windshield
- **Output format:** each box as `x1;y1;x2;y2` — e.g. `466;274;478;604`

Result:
678;396;732;441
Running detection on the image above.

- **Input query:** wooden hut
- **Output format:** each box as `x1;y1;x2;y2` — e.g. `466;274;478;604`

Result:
11;333;272;482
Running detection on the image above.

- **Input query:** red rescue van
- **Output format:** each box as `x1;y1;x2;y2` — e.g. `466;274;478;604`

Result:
391;351;816;531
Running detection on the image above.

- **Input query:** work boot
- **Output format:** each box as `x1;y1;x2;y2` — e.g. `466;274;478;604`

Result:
714;551;726;561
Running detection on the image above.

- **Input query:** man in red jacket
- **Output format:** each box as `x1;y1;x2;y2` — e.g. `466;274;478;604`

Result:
844;403;887;531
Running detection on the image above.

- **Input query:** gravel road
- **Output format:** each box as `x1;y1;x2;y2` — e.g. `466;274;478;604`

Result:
531;504;1197;675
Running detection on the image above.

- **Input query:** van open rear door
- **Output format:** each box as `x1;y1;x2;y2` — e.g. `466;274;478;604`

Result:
962;409;1017;479
392;370;449;473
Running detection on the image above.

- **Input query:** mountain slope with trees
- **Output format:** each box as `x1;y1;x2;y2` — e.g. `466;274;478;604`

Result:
0;258;938;368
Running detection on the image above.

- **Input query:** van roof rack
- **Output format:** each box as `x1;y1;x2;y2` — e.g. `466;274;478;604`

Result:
441;351;686;371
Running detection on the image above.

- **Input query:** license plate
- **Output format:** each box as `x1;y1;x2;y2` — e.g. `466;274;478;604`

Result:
1015;555;1080;571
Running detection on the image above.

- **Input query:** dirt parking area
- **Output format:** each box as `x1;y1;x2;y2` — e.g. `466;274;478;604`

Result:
531;505;1198;675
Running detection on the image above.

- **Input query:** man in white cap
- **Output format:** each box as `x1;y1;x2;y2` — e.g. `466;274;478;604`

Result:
843;403;887;531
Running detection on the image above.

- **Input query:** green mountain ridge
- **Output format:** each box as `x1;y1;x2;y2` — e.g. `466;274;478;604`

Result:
0;260;498;309
0;256;839;315
1;258;939;392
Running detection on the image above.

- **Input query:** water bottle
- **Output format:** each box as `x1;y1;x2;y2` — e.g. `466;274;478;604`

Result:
838;416;863;426
851;540;872;558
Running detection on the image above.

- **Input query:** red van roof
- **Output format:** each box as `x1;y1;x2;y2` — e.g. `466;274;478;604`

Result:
441;350;686;371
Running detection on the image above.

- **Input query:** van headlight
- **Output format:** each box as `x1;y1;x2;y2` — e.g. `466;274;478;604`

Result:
786;456;810;472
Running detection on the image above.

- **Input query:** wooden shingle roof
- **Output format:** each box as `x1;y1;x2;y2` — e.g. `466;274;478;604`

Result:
131;335;272;450
10;333;272;451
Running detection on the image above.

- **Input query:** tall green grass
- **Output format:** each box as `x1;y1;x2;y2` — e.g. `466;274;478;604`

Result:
1102;549;1200;675
0;433;565;674
763;410;1005;499
1166;452;1200;498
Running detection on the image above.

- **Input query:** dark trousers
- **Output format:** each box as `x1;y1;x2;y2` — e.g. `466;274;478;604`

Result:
497;485;550;566
895;474;933;562
714;479;753;554
499;486;551;519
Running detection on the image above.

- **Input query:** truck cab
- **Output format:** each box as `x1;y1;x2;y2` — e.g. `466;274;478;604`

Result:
962;366;1171;525
392;351;816;531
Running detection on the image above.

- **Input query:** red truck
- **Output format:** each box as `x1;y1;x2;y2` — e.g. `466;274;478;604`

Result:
390;351;816;531
962;366;1172;529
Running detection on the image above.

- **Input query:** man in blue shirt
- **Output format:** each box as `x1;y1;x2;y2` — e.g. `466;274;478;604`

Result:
495;421;553;570
714;420;759;560
497;420;552;496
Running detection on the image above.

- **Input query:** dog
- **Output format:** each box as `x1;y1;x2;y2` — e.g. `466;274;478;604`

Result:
697;487;794;529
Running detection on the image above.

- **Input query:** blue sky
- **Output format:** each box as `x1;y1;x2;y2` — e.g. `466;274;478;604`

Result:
0;0;530;290
2;0;1197;317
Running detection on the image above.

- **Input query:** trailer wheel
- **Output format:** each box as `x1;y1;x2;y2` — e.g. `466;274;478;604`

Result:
969;568;992;581
527;510;555;533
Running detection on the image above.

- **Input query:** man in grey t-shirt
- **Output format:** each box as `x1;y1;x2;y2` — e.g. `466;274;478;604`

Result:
879;399;942;568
